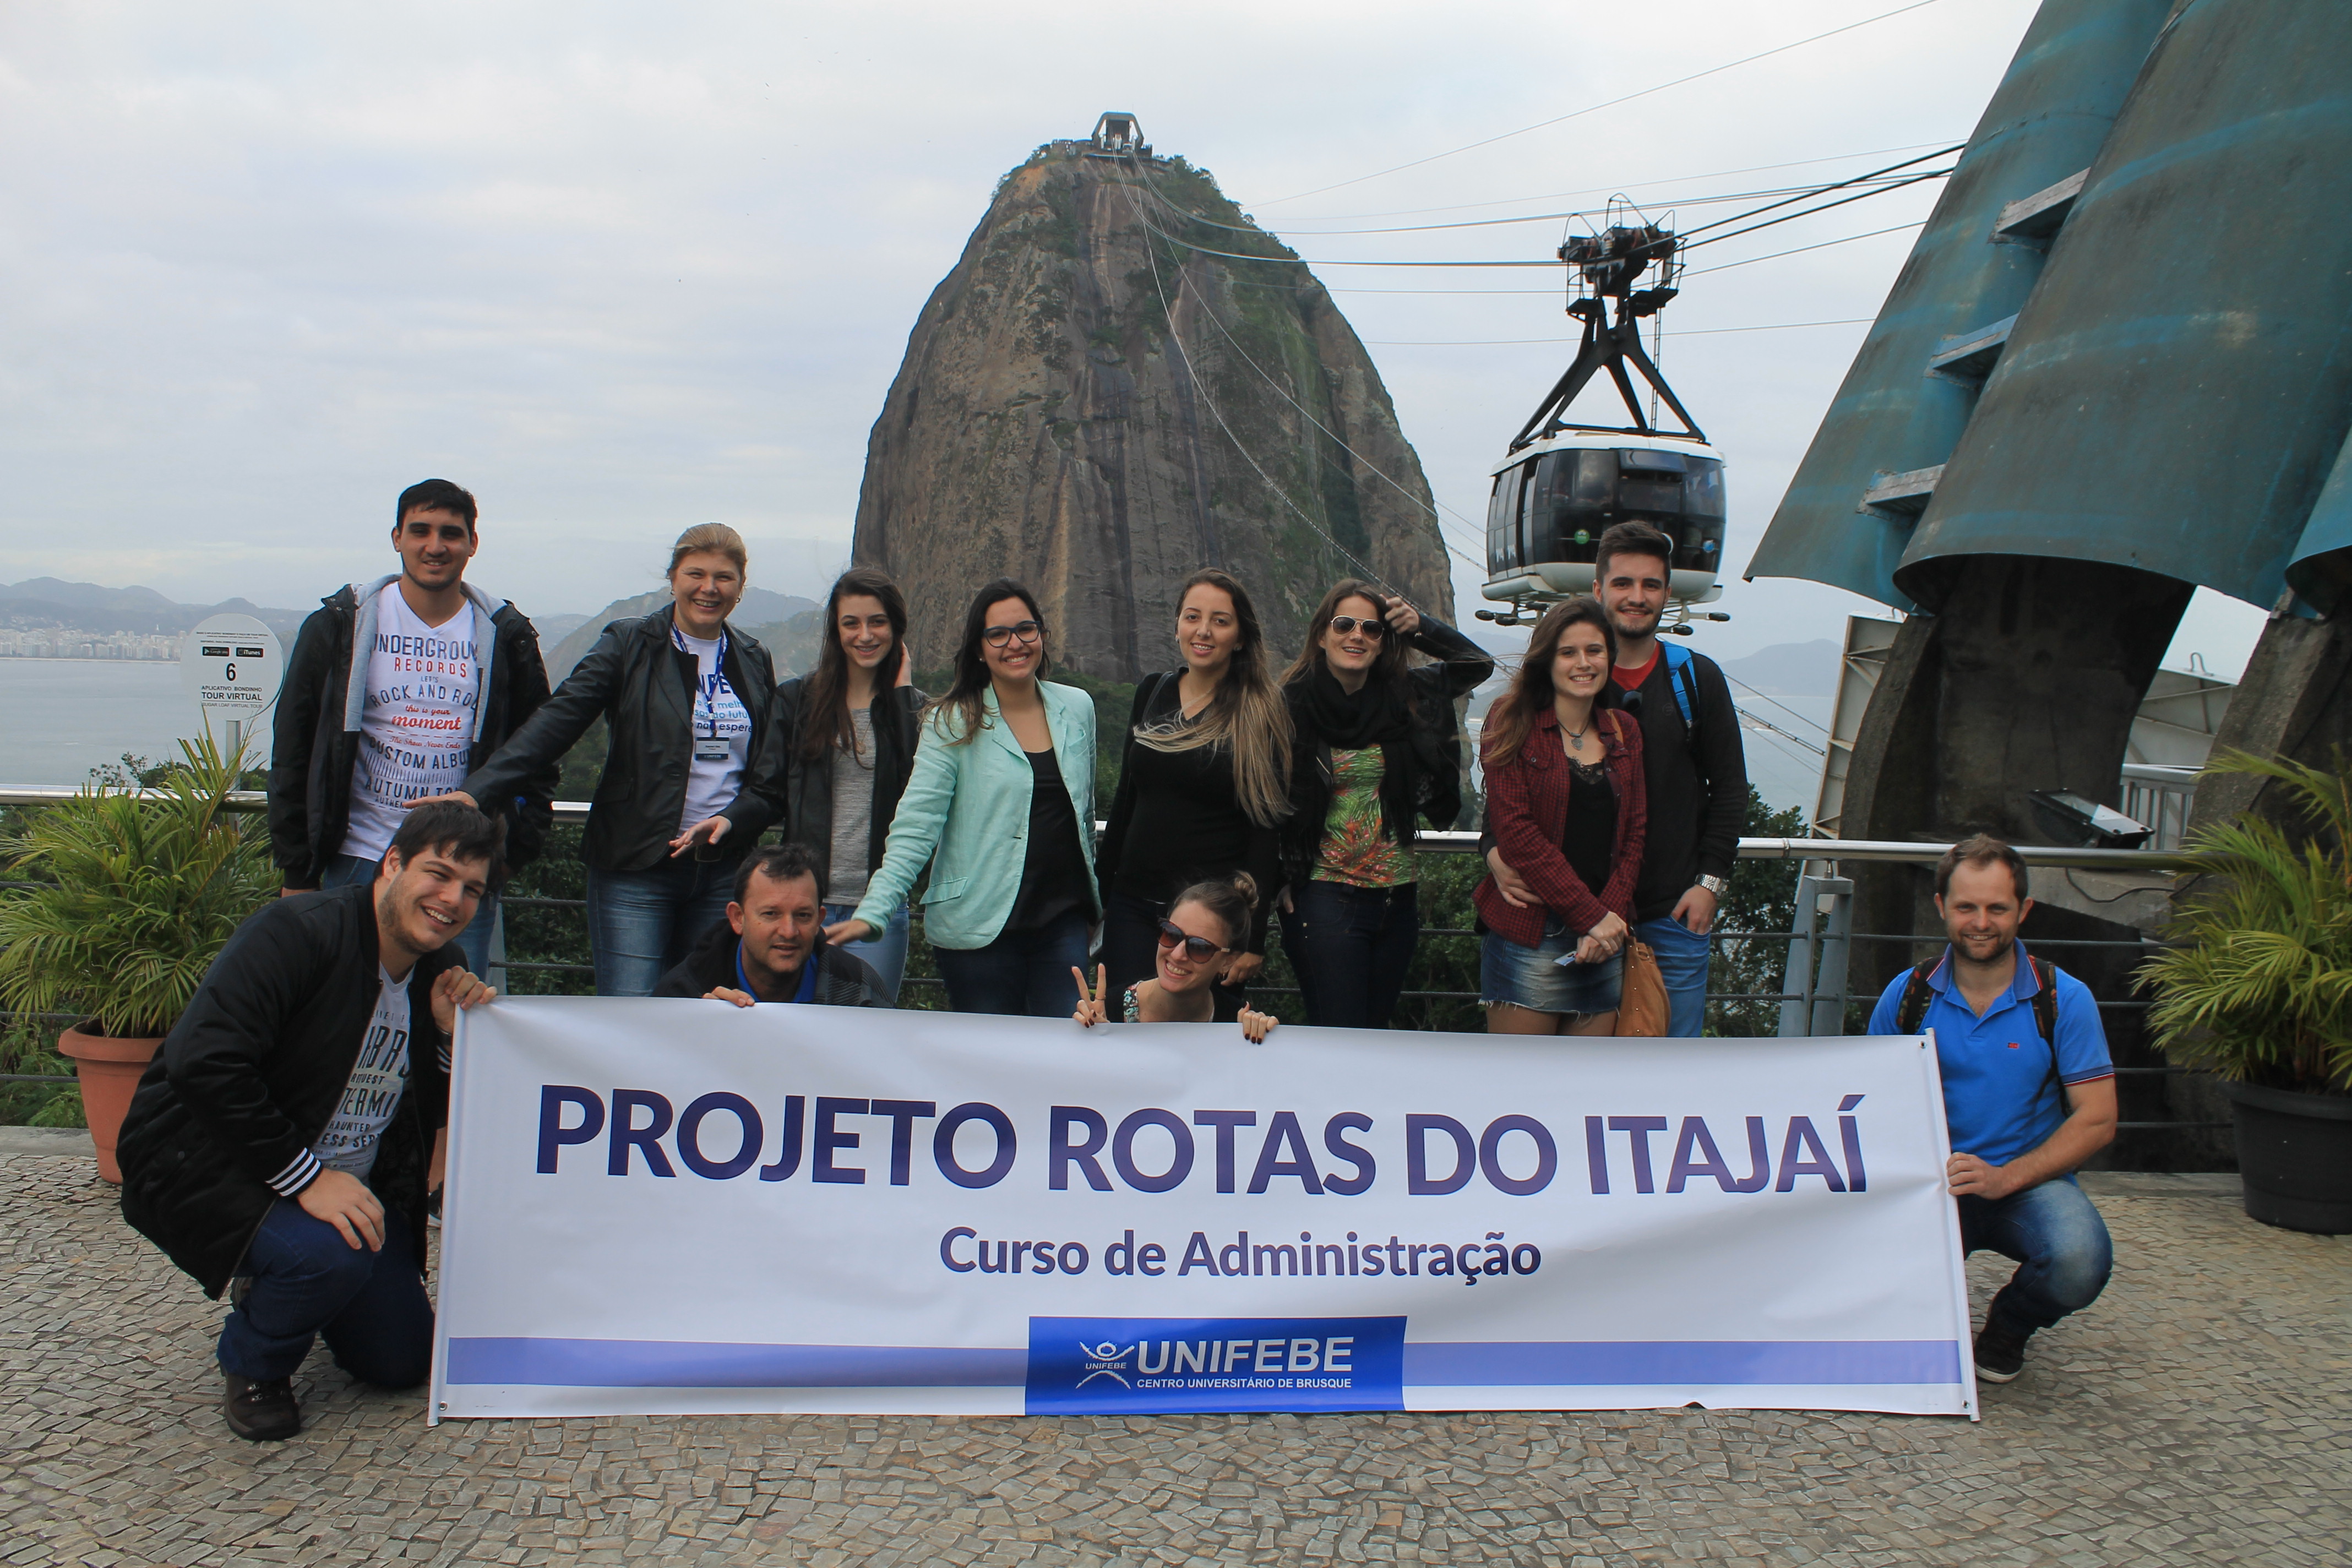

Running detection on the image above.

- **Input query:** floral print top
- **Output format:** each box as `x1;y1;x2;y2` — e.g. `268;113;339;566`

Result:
1311;747;1413;889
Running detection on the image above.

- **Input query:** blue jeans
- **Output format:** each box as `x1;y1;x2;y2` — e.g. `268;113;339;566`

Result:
825;900;910;1004
1957;1176;2114;1336
586;854;741;998
1637;912;1713;1038
1281;879;1419;1029
931;909;1091;1017
217;1198;433;1386
323;853;499;977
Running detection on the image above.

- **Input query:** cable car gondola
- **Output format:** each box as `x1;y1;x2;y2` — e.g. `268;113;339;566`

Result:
1479;220;1728;628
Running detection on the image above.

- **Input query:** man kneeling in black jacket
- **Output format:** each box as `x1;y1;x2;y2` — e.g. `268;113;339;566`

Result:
117;802;503;1441
655;842;891;1008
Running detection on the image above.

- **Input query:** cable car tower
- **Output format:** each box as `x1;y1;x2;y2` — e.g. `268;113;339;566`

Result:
1478;217;1729;629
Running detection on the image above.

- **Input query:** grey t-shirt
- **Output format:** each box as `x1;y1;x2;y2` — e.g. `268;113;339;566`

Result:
827;705;878;906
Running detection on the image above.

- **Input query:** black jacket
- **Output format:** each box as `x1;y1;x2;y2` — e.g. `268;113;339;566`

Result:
461;607;786;874
269;583;556;888
652;920;894;1008
1619;646;1748;922
116;886;460;1298
772;678;927;897
1280;617;1494;883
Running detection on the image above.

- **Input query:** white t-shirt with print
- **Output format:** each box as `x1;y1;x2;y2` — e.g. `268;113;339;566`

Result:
311;967;413;1179
345;585;482;860
676;629;751;832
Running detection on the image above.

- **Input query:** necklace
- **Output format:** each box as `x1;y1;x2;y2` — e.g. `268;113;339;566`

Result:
1563;718;1591;751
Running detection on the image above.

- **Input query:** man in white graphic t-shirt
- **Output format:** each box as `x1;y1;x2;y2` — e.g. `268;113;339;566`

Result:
270;479;556;975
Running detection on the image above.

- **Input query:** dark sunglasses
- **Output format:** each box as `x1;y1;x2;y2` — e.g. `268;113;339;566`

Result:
1156;919;1227;962
1326;614;1386;638
982;620;1043;648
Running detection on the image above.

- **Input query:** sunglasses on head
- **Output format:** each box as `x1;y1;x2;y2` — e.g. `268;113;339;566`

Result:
1156;919;1227;962
982;619;1043;648
1326;614;1386;638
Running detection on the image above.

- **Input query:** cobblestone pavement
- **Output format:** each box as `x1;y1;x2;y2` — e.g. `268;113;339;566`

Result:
4;1136;2346;1567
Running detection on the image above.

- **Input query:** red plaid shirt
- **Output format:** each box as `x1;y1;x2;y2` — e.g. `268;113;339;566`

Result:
1474;705;1647;944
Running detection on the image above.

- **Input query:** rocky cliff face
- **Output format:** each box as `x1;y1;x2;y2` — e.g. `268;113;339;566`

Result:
851;145;1455;680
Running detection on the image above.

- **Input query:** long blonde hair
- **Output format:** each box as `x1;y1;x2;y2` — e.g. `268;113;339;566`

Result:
1137;570;1292;827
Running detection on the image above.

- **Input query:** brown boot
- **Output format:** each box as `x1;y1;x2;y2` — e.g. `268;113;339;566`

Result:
223;1373;302;1441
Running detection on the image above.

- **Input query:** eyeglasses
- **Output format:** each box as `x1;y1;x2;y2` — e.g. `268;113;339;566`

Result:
1156;919;1227;962
1326;615;1386;638
982;620;1043;648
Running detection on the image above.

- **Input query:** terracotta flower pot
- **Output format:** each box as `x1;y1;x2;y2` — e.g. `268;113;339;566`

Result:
55;1024;164;1185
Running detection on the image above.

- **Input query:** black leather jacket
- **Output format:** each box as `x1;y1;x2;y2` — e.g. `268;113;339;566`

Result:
772;678;927;898
117;887;459;1298
462;607;786;874
652;920;894;1008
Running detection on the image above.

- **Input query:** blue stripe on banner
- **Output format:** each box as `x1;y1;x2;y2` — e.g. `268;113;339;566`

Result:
445;1339;1027;1389
1403;1341;1963;1386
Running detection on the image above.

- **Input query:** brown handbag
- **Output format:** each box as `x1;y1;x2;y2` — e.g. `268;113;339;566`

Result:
1615;939;1669;1037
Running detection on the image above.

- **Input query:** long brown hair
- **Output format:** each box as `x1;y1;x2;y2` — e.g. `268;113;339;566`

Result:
930;578;1046;747
797;568;910;763
1279;578;1414;700
1137;570;1292;826
1480;597;1618;768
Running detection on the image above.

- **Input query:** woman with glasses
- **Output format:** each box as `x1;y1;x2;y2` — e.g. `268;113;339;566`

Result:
1096;569;1291;1022
830;579;1097;1016
1278;578;1494;1028
774;568;924;1001
428;523;785;996
1071;873;1280;1043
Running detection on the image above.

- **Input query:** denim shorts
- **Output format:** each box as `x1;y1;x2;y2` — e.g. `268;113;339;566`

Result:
1480;923;1623;1016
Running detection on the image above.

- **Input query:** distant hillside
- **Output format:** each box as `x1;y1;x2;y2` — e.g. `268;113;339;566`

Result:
544;589;821;684
0;579;308;646
1717;639;1840;698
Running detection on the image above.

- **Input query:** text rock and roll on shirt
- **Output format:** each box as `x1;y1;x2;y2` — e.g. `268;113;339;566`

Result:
345;586;481;859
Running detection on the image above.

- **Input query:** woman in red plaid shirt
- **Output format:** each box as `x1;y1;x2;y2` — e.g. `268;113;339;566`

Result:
1473;597;1647;1035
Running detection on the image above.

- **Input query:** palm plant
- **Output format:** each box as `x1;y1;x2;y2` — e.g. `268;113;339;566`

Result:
0;732;279;1039
2138;749;2352;1095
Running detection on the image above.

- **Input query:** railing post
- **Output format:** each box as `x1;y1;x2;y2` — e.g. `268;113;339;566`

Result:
1778;875;1823;1038
1807;877;1856;1037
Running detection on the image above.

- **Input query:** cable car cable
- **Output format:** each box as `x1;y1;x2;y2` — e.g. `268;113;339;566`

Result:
1365;319;1876;346
1672;146;1959;241
1252;0;1953;208
1723;673;1833;739
1685;221;1925;276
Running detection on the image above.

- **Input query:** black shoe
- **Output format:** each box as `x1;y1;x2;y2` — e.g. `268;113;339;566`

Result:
224;1373;302;1441
1973;1321;2031;1384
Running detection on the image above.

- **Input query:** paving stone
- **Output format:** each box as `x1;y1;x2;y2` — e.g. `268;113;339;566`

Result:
3;1153;2345;1565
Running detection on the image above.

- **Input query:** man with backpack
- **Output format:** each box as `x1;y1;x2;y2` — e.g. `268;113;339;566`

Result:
1868;835;2118;1384
1487;520;1747;1035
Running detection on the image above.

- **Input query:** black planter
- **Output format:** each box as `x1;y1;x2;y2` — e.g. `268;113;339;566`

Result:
2226;1081;2352;1234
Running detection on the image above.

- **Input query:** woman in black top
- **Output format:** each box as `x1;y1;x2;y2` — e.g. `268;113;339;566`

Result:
1278;578;1494;1028
1097;569;1292;1021
778;568;925;1002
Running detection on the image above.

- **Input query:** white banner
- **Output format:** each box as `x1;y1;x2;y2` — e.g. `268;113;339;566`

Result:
432;1000;1976;1422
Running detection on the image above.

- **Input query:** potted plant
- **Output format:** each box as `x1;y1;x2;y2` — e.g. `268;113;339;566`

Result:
2139;749;2352;1234
0;734;278;1182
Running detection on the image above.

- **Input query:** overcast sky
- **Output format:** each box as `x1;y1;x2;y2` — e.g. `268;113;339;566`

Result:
0;0;2266;673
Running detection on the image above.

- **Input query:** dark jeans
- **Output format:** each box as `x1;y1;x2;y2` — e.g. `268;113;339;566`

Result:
323;852;499;977
216;1197;433;1386
1101;888;1247;1023
1957;1175;2114;1336
1281;879;1419;1029
585;853;741;998
932;909;1091;1017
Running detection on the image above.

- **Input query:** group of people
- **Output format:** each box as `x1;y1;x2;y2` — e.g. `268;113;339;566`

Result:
111;477;2117;1440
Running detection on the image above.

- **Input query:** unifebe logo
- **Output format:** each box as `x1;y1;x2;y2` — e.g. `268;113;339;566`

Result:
1026;1316;1406;1414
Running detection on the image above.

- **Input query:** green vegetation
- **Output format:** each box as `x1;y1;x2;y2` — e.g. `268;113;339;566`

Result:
2139;750;2352;1093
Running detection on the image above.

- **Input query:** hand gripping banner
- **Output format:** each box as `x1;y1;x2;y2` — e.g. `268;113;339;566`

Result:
431;1000;1978;1421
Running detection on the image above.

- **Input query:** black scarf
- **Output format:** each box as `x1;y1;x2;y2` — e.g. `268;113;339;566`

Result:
1296;667;1415;749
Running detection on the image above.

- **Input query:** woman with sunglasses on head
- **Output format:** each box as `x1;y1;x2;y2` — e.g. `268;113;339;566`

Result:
1473;597;1646;1035
1072;874;1280;1043
1278;579;1494;1028
1096;569;1291;1022
774;568;924;1002
424;523;784;996
830;579;1097;1017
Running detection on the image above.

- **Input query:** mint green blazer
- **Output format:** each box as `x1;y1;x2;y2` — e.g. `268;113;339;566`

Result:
850;681;1098;951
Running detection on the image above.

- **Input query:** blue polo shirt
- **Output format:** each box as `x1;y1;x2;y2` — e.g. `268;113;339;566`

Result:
736;944;819;1005
1868;941;2113;1166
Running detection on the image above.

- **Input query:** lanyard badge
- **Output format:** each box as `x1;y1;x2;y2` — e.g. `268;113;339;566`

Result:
678;624;739;761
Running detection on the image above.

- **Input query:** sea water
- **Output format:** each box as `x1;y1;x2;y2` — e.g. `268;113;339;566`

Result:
0;661;213;786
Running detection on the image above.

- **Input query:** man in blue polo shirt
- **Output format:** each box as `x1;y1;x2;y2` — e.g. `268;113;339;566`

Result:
1869;834;2117;1384
653;843;891;1008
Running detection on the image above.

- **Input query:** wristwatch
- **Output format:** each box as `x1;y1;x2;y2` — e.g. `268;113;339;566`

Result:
1694;874;1728;896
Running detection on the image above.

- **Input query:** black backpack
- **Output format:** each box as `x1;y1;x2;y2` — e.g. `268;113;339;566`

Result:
1894;953;2059;1043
